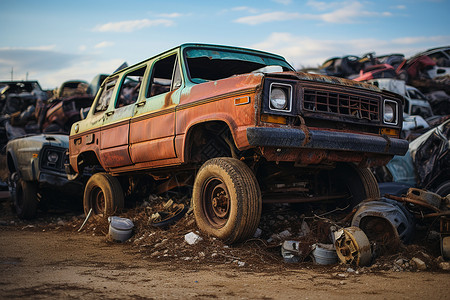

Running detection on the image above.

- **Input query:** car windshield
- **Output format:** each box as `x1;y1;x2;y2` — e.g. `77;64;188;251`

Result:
184;48;293;84
407;88;427;100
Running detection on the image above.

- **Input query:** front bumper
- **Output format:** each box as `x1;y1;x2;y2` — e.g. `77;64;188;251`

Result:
246;127;409;156
39;172;83;194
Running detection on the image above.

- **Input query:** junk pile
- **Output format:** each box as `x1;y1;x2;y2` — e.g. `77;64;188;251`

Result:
0;80;94;149
66;184;450;272
315;46;450;139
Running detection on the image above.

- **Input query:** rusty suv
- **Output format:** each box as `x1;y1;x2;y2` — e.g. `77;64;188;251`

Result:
68;43;408;243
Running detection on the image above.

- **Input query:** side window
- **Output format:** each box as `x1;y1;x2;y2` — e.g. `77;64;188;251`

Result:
94;78;118;113
116;67;146;108
146;54;180;98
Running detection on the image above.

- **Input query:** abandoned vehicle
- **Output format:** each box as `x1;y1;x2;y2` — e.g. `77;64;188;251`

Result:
68;43;408;243
6;134;83;219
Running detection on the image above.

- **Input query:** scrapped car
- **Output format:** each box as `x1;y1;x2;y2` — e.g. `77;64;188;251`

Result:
6;134;83;219
69;43;408;243
37;80;94;133
378;119;450;197
413;46;450;79
367;78;433;119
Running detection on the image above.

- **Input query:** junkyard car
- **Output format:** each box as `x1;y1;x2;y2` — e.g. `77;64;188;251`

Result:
69;43;408;243
37;80;94;133
6;134;82;219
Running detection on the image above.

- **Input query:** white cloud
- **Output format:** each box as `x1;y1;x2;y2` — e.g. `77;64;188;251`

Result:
272;0;292;5
93;19;174;33
94;41;115;49
0;45;56;51
235;1;393;25
158;13;182;18
234;11;302;25
250;32;450;68
393;5;406;10
79;45;87;51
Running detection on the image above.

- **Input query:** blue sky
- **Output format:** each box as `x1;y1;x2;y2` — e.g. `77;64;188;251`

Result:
1;0;449;89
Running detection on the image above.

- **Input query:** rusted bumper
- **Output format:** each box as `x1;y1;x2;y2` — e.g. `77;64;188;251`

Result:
246;127;409;156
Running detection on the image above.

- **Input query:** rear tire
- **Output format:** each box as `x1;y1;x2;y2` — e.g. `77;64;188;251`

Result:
11;177;39;219
83;173;124;217
192;157;261;244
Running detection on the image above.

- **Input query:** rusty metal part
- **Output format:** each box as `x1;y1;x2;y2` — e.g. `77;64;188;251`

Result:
351;199;415;243
441;217;450;234
262;193;347;204
406;188;442;208
385;194;441;212
334;227;372;266
442;236;450;260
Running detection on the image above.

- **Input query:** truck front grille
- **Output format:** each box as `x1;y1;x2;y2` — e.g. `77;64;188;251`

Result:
303;88;380;121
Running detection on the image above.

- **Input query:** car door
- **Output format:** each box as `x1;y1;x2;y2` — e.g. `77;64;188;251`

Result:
129;53;182;164
99;66;147;168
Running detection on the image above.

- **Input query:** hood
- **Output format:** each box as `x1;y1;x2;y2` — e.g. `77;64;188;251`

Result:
267;71;382;92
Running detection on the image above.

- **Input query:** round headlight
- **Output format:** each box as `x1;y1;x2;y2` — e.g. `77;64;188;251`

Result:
384;101;396;123
270;88;287;110
47;152;59;163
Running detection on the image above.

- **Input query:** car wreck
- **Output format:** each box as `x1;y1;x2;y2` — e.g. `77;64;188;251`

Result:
68;43;408;244
6;134;83;219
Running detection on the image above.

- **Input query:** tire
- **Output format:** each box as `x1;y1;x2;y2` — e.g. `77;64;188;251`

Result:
83;173;124;217
192;157;261;244
334;163;380;208
435;180;450;197
10;177;39;219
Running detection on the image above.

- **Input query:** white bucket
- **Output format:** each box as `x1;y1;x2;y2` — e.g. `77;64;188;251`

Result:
108;216;134;242
312;243;338;265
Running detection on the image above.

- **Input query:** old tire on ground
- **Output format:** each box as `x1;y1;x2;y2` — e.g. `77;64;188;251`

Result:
334;163;380;208
435;180;450;197
11;178;39;219
83;173;124;217
192;157;261;244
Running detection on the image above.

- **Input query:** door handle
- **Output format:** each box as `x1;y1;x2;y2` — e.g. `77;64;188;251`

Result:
137;101;146;107
106;111;114;116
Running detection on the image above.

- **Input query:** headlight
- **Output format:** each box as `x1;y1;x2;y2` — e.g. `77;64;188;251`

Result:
269;83;292;112
47;151;59;163
383;99;398;125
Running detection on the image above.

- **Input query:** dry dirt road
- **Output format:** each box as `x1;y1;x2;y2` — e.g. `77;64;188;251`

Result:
1;227;449;300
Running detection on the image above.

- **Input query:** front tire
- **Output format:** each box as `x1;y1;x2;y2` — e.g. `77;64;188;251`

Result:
192;157;261;244
83;173;124;217
11;176;39;219
334;163;380;208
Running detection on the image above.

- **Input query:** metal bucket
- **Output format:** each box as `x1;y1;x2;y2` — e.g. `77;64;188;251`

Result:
312;243;338;265
108;216;134;242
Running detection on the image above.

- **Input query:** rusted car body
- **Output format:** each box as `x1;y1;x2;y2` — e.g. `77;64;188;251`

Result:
69;44;408;243
39;80;94;133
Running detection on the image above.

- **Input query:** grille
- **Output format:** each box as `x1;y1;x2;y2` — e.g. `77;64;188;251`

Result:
303;88;380;121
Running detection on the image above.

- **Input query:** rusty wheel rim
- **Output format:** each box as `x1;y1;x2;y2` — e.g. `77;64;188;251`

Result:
202;178;230;228
92;186;105;215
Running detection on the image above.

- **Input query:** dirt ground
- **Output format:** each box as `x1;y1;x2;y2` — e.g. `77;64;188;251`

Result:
0;192;449;300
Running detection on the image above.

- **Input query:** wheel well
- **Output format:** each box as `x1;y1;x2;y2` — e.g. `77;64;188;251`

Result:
78;151;101;170
184;121;237;163
7;152;16;174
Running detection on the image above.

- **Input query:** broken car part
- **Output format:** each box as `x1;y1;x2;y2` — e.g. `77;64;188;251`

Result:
351;198;415;244
334;227;372;266
311;243;338;265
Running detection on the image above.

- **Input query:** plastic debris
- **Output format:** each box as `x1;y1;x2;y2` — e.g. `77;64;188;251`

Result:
185;232;203;245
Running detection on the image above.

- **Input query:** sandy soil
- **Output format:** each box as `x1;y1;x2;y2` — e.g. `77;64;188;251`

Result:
0;225;449;299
